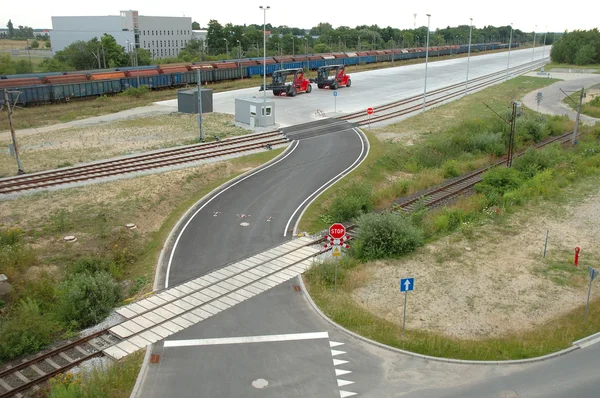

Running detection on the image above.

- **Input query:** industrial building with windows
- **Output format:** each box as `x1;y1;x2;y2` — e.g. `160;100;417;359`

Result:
50;10;192;59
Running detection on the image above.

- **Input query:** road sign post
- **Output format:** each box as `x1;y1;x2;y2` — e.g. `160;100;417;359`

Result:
334;90;338;113
325;223;350;293
585;266;599;323
536;91;543;112
367;107;373;129
400;278;414;336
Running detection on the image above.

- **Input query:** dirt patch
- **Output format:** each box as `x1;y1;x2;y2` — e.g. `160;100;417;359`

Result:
0;112;250;176
351;190;600;340
583;88;600;104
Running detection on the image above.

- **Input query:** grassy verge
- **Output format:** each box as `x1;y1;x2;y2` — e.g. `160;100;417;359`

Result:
304;133;600;360
298;76;567;234
545;63;600;72
563;84;600;119
41;350;145;397
0;147;284;363
0;112;251;176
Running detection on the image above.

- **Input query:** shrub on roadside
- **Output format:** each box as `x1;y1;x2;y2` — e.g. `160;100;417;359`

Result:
353;212;424;261
0;298;62;361
306;257;359;287
475;166;524;204
513;145;564;178
119;85;150;98
56;272;122;329
328;181;373;222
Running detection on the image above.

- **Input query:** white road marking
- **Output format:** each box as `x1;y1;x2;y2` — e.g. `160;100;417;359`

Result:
165;140;299;288
340;391;357;397
337;379;354;387
286;128;369;237
335;369;352;376
329;341;344;348
164;331;329;348
333;359;348;366
331;349;346;356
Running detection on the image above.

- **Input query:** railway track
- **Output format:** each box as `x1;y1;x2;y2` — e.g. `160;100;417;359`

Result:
395;132;574;212
340;59;548;126
0;131;289;195
0;234;349;397
0;330;119;398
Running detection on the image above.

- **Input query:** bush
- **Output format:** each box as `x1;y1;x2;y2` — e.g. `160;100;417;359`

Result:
0;298;62;361
513;145;563;178
442;159;460;178
306;257;359;287
518;118;546;143
475;166;523;203
68;258;113;275
328;181;373;222
353;212;424;261
120;85;151;98
56;272;122;329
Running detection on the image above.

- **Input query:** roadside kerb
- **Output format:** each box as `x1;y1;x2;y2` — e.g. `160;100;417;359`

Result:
129;140;295;398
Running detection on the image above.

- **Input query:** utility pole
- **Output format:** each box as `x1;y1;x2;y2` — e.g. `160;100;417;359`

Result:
572;87;584;144
507;101;517;167
196;69;204;142
3;90;25;175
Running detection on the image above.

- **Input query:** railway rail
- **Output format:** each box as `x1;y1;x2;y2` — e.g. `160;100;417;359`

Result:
0;131;289;195
395;131;574;212
0;234;346;398
340;59;548;126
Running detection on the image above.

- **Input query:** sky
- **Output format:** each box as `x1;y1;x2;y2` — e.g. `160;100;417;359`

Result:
4;0;600;33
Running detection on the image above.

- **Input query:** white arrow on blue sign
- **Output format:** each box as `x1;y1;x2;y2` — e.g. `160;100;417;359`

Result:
589;266;599;282
400;278;414;292
333;91;338;97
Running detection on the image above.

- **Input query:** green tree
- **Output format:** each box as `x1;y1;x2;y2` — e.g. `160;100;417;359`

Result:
136;48;152;66
7;19;14;38
45;41;51;49
207;19;225;55
38;57;72;72
54;40;97;70
99;34;126;67
575;44;597;65
192;21;200;30
0;53;16;74
31;40;39;49
15;59;32;73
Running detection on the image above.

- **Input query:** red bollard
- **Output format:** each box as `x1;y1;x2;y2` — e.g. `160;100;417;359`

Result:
574;246;581;267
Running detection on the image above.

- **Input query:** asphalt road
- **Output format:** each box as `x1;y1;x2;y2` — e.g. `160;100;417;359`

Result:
134;47;600;397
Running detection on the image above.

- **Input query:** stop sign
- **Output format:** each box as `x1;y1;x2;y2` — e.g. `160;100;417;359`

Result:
367;107;373;115
329;223;346;239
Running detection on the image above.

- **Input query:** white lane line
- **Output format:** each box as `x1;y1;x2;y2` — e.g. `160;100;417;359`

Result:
165;139;299;288
284;128;367;237
164;331;330;348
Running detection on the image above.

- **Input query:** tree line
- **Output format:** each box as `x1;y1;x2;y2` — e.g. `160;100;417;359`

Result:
551;29;600;65
176;20;557;62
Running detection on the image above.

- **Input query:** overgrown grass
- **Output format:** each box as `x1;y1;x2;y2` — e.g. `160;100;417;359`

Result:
299;76;571;235
43;350;144;397
545;63;600;72
0;148;284;363
304;129;600;360
563;85;600;118
305;277;600;360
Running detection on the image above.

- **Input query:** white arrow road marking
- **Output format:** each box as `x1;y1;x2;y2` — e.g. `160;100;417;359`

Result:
340;391;357;397
333;359;349;366
337;379;355;387
331;349;346;356
335;369;352;376
329;341;344;348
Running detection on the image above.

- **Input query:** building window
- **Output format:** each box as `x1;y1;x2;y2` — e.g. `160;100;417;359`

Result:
143;41;146;47
152;40;154;46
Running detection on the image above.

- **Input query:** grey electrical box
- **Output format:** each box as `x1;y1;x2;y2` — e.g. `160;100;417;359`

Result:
235;98;275;128
177;88;213;114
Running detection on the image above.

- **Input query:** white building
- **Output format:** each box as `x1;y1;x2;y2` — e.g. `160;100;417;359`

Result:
50;10;192;59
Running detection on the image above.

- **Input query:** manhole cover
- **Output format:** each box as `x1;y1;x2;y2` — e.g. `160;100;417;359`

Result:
252;378;268;389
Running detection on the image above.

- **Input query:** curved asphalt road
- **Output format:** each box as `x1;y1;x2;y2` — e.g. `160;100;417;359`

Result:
136;48;600;397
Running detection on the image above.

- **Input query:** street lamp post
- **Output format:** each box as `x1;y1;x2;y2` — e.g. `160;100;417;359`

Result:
259;5;270;125
126;40;140;88
532;25;537;63
223;38;229;59
542;27;548;59
422;13;431;114
506;23;513;81
465;18;472;96
357;35;361;64
304;37;308;69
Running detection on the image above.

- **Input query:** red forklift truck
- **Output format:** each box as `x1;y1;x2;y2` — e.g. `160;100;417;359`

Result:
259;68;312;97
310;65;352;90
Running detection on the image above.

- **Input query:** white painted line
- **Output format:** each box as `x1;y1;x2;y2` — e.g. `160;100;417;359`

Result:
337;379;354;387
164;332;329;348
335;369;352;376
333;359;349;366
165;140;299;288
284;128;365;237
340;390;357;397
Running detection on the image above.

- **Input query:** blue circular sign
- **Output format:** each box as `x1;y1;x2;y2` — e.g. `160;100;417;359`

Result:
333;91;338;97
